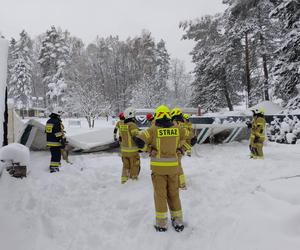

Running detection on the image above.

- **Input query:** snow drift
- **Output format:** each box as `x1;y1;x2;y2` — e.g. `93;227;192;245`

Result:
0;143;30;167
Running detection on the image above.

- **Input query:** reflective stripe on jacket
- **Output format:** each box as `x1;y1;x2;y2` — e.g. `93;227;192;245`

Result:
45;116;64;147
137;125;190;175
119;121;140;156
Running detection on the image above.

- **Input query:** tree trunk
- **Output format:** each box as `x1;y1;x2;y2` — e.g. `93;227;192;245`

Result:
260;34;270;101
262;54;270;101
43;79;47;108
222;69;234;111
245;31;252;107
86;116;91;128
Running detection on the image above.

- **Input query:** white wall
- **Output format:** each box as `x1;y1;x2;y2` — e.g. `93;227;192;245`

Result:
0;38;9;146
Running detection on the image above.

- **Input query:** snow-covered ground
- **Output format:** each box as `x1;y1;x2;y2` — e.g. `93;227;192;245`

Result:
1;140;300;250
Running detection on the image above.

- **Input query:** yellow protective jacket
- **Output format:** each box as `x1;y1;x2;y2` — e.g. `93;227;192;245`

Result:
114;120;124;136
136;125;191;175
250;116;266;142
173;120;193;153
182;121;194;146
119;121;140;156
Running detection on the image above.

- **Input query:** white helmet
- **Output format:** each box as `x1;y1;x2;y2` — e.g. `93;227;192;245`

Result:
52;106;63;116
124;107;136;119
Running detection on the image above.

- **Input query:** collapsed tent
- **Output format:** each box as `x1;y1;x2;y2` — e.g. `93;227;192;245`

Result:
18;119;118;152
17;117;251;150
18;110;300;151
193;123;250;144
67;128;119;153
19;119;48;150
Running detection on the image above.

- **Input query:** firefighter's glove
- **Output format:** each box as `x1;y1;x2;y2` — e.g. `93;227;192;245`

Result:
133;136;145;149
176;148;185;156
149;149;157;157
246;121;252;129
113;134;117;142
253;136;260;143
191;136;197;146
60;138;66;148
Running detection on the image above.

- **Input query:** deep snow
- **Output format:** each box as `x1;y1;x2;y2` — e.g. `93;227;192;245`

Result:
1;140;300;250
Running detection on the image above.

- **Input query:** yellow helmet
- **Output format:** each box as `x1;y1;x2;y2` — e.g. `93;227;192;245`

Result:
258;107;265;114
183;113;190;120
154;105;171;120
252;107;265;115
170;107;182;118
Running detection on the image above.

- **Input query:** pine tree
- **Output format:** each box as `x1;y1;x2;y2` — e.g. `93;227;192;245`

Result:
271;0;300;108
180;14;243;111
130;37;171;108
38;26;70;108
225;0;258;106
7;30;33;107
7;38;16;88
153;39;170;104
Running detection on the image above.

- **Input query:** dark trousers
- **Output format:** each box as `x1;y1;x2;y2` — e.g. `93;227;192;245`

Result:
50;147;61;168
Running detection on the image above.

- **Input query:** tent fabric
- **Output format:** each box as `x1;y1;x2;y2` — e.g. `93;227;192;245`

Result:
18;119;118;152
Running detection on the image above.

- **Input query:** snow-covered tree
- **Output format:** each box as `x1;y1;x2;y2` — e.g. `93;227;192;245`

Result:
7;30;33;107
7;38;17;88
131;77;158;108
271;0;300;108
130;36;171;108
223;0;280;106
30;34;44;101
180;15;243;111
65;51;109;128
168;59;193;107
38;26;70;109
152;39;170;105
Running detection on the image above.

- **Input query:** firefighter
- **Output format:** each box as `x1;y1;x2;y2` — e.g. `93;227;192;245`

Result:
170;108;192;190
134;105;196;232
45;107;66;173
119;107;141;183
183;113;194;157
248;108;266;159
113;112;125;142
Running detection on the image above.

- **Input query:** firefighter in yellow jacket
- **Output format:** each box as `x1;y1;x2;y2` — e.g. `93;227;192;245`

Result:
113;112;125;142
170;108;192;189
119;107;140;183
183;113;194;157
248;108;266;159
134;105;196;232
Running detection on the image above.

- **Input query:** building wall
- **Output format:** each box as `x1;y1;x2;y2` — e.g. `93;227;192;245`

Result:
0;38;9;146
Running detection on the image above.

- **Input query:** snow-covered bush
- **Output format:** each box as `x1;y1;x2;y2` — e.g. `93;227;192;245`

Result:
267;116;300;144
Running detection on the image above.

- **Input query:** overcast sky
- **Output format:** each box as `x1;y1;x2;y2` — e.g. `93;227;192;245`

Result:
0;0;225;71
